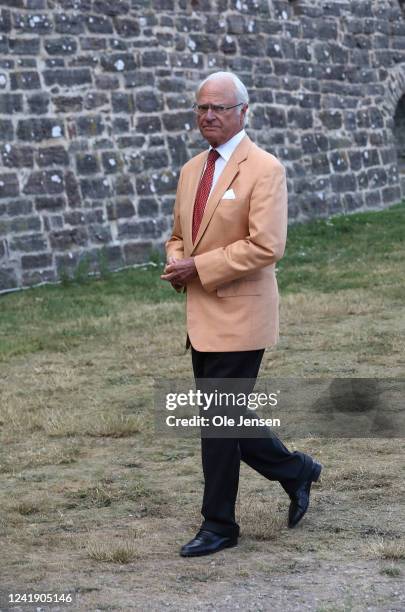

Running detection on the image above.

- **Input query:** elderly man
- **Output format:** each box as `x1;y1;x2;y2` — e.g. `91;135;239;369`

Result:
161;71;322;557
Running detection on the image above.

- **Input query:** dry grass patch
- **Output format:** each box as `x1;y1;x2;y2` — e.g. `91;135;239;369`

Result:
64;478;153;510
86;537;143;564
67;484;116;509
13;500;42;516
174;564;227;585
327;466;395;491
237;495;285;541
31;406;144;438
6;493;55;518
355;330;400;357
380;565;402;577
177;464;199;476
0;442;80;474
86;413;144;438
85;525;151;564
0;392;41;435
368;537;405;561
281;290;387;324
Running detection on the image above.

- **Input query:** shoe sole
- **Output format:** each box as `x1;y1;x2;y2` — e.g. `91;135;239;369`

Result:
180;539;237;558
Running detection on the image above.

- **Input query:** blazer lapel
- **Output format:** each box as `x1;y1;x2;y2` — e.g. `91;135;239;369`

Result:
191;135;252;254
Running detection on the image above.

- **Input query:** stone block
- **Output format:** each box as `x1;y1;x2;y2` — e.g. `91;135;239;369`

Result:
35;196;66;211
123;241;153;264
27;92;50;114
102;151;124;173
0;268;17;292
135;90;163;113
114;175;134;196
0;93;22;114
93;0;130;15
43;68;92;87
138;198;159;217
76;153;100;174
107;198;134;220
22;269;57;286
17;118;65;142
65;171;81;207
9;216;42;234
319;110;342;130
367;168;387;188
1;145;34;168
114;17;140;37
54;13;85;34
14;13;53;34
330;173;357;192
162;111;195;131
37;146;69;167
330;151;349;173
101;53;137;72
50;227;88;250
8;37;40;55
21;253;53;270
136;115;162;134
362;149;380;168
141;50;168;67
220;36;237;55
88;224;112;244
0;173;19;199
80;177;111;199
10;233;48;253
76;115;104;136
7;200;33;216
44;37;77;55
124;71;155;88
23;170;64;195
111;91;134;113
10;71;41;90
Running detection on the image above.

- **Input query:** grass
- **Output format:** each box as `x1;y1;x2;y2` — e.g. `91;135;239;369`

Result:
86;536;143;564
0;202;404;362
278;202;405;293
0;201;404;610
368;537;405;561
0;263;181;360
237;494;285;540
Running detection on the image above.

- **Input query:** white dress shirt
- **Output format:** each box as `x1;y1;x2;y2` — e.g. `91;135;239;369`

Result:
206;129;246;197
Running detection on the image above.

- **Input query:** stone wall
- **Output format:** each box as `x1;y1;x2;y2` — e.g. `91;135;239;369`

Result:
1;0;405;293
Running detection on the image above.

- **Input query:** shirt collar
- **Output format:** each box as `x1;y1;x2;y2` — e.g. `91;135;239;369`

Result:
209;129;246;162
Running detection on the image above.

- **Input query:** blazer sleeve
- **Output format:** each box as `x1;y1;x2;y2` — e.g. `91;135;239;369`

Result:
165;167;185;262
194;162;288;293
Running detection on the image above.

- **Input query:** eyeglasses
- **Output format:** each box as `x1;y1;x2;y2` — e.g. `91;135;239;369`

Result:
192;102;244;115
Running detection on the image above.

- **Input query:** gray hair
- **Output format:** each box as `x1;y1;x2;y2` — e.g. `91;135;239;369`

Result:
196;71;249;125
196;71;249;104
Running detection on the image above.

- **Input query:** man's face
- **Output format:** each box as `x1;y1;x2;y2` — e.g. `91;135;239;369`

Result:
196;79;247;148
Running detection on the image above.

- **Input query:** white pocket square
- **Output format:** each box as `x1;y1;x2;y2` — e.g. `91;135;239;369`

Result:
222;189;236;200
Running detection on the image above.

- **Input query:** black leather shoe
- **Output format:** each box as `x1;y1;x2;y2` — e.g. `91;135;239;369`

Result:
180;529;238;557
288;461;322;528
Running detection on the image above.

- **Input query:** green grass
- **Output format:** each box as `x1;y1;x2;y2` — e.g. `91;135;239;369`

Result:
1;202;404;361
278;201;405;293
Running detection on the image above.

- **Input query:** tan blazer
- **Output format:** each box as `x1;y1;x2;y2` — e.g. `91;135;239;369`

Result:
165;135;288;352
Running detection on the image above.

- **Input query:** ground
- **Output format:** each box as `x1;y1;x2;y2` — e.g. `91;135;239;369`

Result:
0;206;404;611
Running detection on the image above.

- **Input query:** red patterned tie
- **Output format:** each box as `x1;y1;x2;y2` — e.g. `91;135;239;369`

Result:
192;149;220;243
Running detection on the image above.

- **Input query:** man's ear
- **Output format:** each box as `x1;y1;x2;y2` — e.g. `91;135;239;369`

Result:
241;104;249;126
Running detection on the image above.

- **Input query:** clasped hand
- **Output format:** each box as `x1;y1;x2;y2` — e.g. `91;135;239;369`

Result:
161;257;198;289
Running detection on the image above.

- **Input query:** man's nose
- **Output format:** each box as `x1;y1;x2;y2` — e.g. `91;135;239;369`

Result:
206;107;216;120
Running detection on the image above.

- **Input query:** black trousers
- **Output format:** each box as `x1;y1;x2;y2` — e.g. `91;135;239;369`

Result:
191;346;314;538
